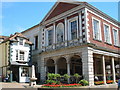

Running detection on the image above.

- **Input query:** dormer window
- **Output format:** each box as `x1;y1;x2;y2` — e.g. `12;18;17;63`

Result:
19;38;24;45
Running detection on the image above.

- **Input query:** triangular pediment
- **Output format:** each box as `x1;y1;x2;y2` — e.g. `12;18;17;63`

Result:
42;2;80;22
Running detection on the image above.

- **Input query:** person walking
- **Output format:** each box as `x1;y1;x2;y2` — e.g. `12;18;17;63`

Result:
118;79;120;90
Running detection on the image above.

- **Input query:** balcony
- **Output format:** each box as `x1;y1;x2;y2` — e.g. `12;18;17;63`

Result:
44;38;83;52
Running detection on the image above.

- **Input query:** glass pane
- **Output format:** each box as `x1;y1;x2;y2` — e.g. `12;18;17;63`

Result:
48;30;53;45
93;19;99;39
71;21;77;40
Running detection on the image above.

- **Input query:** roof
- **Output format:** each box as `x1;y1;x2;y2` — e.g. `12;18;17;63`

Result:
21;24;39;34
0;36;9;39
40;0;120;26
22;0;120;34
1;32;33;45
41;1;86;23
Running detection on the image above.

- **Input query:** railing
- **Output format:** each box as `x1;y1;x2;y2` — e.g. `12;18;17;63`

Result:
55;42;65;49
44;38;83;52
68;38;80;47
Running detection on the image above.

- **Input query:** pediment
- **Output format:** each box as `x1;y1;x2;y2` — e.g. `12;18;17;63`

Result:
43;2;80;22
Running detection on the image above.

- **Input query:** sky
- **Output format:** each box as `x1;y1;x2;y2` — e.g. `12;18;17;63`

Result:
0;1;119;36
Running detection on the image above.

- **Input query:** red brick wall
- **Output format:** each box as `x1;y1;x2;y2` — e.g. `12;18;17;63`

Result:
87;11;120;51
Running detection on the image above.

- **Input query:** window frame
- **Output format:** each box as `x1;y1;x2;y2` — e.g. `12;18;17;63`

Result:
92;17;102;41
68;16;79;40
15;50;25;61
19;51;25;61
18;38;24;46
34;35;38;50
112;27;119;46
46;26;54;46
56;22;64;43
103;23;112;44
21;67;29;77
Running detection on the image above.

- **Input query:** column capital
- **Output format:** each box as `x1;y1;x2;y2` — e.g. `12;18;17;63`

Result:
54;60;58;65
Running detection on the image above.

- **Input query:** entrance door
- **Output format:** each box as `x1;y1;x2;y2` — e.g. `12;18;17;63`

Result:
12;66;19;82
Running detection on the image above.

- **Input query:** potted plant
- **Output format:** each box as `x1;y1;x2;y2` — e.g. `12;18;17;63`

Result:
63;74;70;83
74;73;80;83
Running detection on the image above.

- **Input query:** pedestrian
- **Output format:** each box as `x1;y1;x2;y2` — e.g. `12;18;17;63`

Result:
118;79;120;90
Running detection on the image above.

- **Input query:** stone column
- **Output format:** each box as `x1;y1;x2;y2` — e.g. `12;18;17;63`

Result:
78;12;82;43
66;57;71;83
40;58;46;83
67;61;70;76
54;61;58;74
44;64;47;73
64;18;68;46
53;23;56;49
82;47;94;86
112;57;116;83
102;55;106;84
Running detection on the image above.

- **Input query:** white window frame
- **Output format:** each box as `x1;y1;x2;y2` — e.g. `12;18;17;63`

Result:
103;23;112;44
19;51;25;61
92;17;102;41
15;50;26;61
46;26;54;46
68;16;79;40
112;27;119;46
56;22;65;43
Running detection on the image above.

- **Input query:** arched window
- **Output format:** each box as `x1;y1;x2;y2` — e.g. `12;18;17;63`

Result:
56;23;64;43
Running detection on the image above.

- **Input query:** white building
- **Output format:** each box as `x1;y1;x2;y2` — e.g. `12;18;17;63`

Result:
22;1;120;85
0;32;33;83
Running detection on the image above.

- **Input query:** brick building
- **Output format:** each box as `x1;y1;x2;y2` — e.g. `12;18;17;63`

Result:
22;1;120;85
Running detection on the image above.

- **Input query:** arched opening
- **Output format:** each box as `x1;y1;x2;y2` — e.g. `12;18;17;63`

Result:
46;59;55;73
57;57;67;75
70;55;82;75
56;23;64;43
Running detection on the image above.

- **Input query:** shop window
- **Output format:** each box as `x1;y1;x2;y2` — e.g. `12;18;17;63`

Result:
21;67;29;77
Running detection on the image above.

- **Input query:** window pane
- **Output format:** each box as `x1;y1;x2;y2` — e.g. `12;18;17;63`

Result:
56;23;64;43
104;25;110;43
71;20;77;40
19;38;23;45
21;67;29;77
19;51;24;60
35;36;38;49
48;30;53;45
93;19;99;40
113;29;117;45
